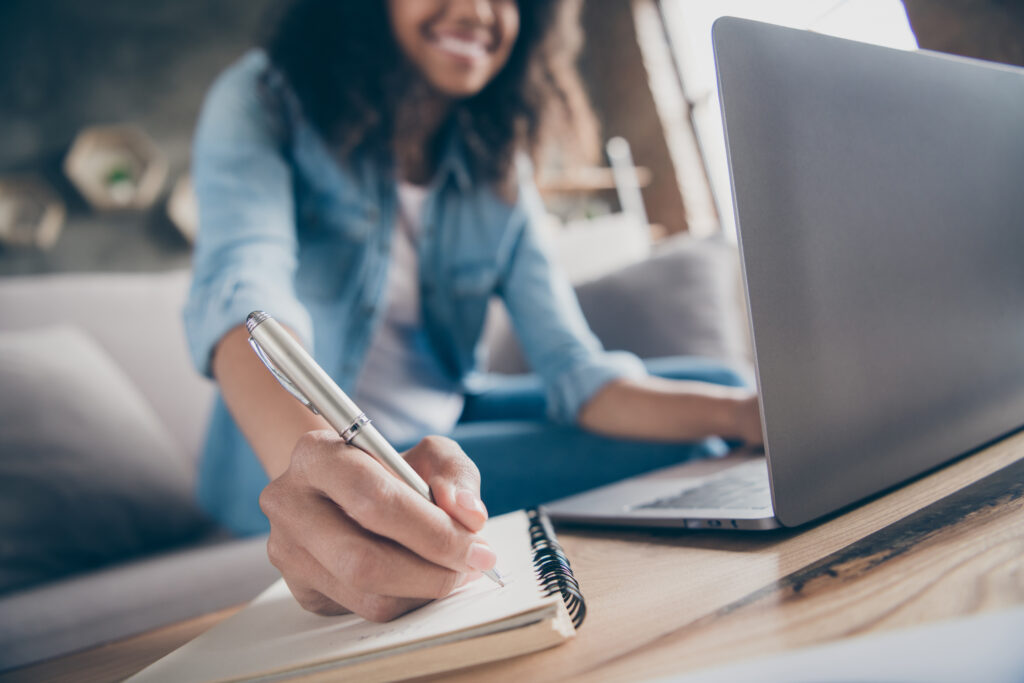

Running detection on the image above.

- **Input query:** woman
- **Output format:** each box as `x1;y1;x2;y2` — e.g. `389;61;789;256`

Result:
185;0;761;621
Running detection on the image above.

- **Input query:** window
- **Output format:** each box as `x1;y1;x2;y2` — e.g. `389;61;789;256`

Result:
659;0;918;239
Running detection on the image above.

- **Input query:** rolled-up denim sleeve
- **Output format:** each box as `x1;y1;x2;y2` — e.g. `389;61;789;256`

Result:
184;53;312;378
498;177;647;424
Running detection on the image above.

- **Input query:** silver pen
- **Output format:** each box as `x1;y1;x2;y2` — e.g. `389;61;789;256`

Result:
246;311;504;588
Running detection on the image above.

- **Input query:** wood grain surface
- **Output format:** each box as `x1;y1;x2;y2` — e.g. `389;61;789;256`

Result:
433;430;1024;683
565;449;1024;681
4;429;1023;683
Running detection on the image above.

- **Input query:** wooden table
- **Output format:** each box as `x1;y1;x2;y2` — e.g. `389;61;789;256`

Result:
5;430;1024;682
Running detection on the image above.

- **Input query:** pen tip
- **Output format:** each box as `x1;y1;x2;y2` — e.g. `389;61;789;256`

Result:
484;568;505;587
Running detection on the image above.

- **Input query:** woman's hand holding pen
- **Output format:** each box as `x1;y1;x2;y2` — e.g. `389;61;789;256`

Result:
259;433;496;622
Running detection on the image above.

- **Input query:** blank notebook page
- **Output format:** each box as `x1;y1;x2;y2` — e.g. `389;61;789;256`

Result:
129;511;561;682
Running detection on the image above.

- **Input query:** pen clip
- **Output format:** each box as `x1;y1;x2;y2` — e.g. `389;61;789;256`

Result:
248;336;320;415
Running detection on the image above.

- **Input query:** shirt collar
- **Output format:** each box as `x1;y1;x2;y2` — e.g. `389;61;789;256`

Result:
433;126;472;193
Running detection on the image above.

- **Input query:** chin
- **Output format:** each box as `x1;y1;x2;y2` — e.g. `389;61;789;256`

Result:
427;74;491;99
437;84;487;98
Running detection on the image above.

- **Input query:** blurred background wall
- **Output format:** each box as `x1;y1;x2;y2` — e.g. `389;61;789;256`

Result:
0;0;273;275
0;0;1021;276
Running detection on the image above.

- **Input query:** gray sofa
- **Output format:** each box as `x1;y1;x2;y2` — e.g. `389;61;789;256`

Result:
0;233;749;672
0;270;280;672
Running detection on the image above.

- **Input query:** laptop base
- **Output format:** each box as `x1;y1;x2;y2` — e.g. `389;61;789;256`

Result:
544;454;781;530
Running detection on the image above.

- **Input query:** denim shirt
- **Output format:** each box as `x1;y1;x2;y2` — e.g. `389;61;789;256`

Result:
184;51;644;534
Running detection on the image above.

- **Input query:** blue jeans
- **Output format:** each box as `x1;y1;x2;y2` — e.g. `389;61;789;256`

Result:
416;357;749;515
202;356;747;534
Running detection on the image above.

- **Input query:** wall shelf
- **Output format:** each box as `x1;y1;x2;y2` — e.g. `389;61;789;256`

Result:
0;176;66;250
64;124;168;211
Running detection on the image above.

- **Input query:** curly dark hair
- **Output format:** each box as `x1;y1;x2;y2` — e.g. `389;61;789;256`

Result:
262;0;598;187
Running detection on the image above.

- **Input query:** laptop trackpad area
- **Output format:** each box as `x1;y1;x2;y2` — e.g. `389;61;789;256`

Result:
631;459;772;512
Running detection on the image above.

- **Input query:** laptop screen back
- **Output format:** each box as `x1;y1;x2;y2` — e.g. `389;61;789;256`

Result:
713;18;1024;526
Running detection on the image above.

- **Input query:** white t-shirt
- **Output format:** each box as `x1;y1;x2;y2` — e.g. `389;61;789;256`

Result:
351;183;465;446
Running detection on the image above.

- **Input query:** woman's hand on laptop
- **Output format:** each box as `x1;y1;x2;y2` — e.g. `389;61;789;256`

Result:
579;377;763;447
733;394;764;447
258;432;493;621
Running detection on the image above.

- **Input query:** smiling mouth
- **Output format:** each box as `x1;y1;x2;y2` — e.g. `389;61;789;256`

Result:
432;33;491;61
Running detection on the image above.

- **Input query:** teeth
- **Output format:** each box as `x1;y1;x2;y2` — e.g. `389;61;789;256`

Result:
436;35;487;59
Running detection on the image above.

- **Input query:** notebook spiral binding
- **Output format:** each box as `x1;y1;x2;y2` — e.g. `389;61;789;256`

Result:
527;508;586;629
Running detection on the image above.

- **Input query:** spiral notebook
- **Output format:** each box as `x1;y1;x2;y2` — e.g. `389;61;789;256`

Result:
129;509;584;682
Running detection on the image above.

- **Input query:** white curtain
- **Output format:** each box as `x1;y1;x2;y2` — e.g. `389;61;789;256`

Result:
659;0;918;239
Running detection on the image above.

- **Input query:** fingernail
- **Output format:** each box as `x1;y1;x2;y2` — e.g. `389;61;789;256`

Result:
465;542;497;571
456;489;487;517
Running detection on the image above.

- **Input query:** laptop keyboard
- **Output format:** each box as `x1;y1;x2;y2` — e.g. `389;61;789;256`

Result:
633;462;772;511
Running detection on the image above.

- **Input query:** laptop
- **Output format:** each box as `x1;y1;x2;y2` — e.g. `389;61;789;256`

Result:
545;18;1024;530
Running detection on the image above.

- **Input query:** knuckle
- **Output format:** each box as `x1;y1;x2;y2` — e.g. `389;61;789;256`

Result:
419;434;451;451
421;435;461;462
265;534;286;569
295;595;321;613
370;478;403;514
455;458;481;486
258;479;284;518
345;465;401;522
431;439;478;479
436;528;467;567
407;435;450;462
359;595;405;623
309;600;349;617
295;589;344;616
291;431;333;477
432;571;461;600
338;544;382;593
343;492;374;523
293;430;322;456
290;589;319;612
289;437;317;478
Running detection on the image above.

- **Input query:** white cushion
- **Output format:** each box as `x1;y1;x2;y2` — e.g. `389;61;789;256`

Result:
0;270;214;465
0;326;210;595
